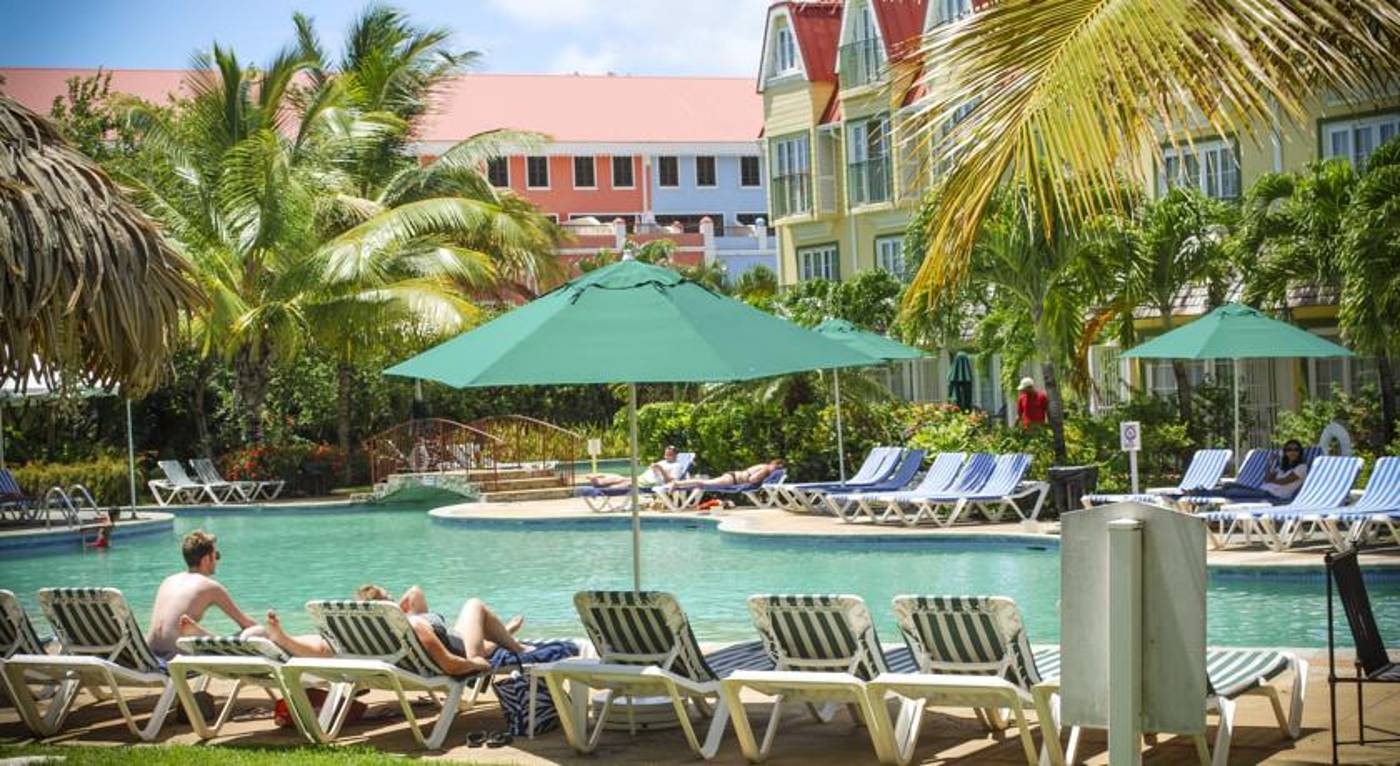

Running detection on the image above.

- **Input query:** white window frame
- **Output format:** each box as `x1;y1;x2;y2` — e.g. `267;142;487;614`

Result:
526;155;550;189
572;156;596;189
611;155;635;189
695;156;717;188
933;0;972;25
771;133;812;216
1322;111;1400;171
658;156;680;188
798;243;839;281
485;157;510;188
773;25;799;77
1159;138;1240;199
739;155;762;188
875;235;905;278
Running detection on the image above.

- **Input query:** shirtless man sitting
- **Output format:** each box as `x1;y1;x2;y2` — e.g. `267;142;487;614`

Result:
671;459;783;489
356;584;530;676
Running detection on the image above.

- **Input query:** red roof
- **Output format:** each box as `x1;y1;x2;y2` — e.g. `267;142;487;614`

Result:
785;1;844;83
818;90;843;124
0;69;763;145
872;0;929;62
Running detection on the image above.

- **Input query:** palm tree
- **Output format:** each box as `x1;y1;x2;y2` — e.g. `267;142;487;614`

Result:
0;96;202;394
121;45;499;443
900;0;1398;317
1341;138;1400;442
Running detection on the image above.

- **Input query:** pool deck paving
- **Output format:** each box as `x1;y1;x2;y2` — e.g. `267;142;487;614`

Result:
2;657;1398;764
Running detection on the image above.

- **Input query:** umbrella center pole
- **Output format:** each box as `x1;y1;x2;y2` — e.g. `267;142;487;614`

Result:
833;369;846;483
629;383;641;592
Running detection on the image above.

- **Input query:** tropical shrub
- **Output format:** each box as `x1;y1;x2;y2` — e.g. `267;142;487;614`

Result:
10;454;146;506
219;443;355;495
1273;385;1390;464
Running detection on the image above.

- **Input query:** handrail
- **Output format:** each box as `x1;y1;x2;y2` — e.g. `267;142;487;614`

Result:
469;415;585;489
475;414;584;441
42;486;79;529
363;418;506;485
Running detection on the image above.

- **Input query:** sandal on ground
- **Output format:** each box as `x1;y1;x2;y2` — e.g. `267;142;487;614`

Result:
466;730;489;747
486;731;514;748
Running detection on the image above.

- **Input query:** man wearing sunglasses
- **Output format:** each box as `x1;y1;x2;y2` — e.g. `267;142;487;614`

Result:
146;530;261;661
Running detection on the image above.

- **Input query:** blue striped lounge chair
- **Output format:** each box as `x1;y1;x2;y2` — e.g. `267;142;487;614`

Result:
891;595;1306;766
771;447;900;512
281;599;510;749
1;587;178;741
1179;447;1325;512
815;449;928;518
539;590;773;759
715;594;921;763
663;468;788;512
909;453;1045;527
148;459;237;506
170;635;316;740
1205;456;1363;551
191;457;285;503
1082;448;1232;508
868;453;996;526
831;452;966;524
577;452;695;513
872;596;1067;766
1334;456;1400;548
0;468;34;520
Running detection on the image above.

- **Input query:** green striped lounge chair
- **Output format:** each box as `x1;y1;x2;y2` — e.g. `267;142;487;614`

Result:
0;589;53;703
280;600;494;749
1082;448;1232;508
170;635;319;740
893;596;1307;766
716;594;918;764
540;590;773;759
1;587;178;741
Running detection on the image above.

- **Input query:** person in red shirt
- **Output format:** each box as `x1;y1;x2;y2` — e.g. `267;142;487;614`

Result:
1016;377;1048;428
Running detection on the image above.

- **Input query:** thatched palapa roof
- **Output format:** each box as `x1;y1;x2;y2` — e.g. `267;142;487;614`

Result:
0;95;202;395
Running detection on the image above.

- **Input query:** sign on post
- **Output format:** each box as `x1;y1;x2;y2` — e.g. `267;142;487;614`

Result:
587;438;602;475
1120;420;1141;494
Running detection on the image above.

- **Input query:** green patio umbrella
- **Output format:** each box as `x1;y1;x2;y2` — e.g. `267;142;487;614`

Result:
1122;303;1352;460
813;319;925;481
947;352;974;411
386;259;873;589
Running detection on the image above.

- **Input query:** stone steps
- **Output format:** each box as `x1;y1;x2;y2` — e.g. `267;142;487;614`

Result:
479;486;578;503
475;475;568;493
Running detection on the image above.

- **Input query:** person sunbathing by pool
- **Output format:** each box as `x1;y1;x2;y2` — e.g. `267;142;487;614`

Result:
590;445;684;489
147;530;263;660
671;459;783;489
355;584;530;675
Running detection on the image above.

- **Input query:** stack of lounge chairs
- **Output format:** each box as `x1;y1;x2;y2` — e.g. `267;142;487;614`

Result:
830;452;1049;527
148;459;284;507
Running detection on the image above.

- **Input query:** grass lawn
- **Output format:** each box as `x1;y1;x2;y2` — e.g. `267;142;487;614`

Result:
0;744;464;764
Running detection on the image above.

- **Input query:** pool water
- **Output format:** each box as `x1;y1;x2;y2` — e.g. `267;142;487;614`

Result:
0;505;1393;648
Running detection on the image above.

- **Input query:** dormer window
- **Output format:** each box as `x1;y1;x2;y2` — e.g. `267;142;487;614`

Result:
933;0;972;26
840;2;882;88
773;25;799;76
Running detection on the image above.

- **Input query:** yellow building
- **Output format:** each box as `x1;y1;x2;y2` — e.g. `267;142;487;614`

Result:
758;0;1399;436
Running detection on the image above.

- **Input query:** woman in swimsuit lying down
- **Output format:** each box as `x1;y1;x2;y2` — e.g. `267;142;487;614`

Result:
671;459;783;489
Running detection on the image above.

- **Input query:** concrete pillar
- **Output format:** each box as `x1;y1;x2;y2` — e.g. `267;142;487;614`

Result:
755;217;768;251
700;216;716;265
612;217;627;251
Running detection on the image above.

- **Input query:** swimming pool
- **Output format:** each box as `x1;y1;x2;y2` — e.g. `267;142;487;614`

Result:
0;504;1393;648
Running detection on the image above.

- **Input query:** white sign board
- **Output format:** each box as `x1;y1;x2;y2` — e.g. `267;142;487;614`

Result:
1060;503;1207;735
587;438;602;457
1120;421;1142;451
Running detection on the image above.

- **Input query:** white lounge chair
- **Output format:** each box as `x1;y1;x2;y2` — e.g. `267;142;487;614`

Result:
0;589;54;704
148;459;237;506
1205;456;1363;550
280;599;494;749
894;453;1046;527
770;447;900;512
1;587;178;741
577;452;695;513
716;594;915;763
831;452;967;524
1082;448;1232;508
540;590;773;759
191;457;285;502
170;635;317;740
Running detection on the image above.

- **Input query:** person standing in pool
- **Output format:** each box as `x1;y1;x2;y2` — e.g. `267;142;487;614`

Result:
355;584;531;675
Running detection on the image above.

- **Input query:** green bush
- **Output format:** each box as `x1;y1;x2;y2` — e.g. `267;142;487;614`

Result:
220;443;352;496
10;454;147;506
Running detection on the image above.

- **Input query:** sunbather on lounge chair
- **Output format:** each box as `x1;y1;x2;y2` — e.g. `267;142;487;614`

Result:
672;459;784;489
354;583;531;675
1215;440;1309;502
589;445;686;488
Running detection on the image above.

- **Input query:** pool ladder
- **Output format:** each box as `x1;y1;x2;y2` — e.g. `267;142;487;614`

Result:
40;484;100;529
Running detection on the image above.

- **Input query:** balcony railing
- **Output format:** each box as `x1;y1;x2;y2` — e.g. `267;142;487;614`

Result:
771;173;812;218
847;157;892;206
838;38;883;89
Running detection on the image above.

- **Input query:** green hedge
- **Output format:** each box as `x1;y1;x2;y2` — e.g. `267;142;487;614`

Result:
9;454;146;506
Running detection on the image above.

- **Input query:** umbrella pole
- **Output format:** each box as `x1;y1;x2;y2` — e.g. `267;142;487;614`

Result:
1;402;5;471
1233;359;1241;465
628;383;641;592
834;369;846;482
126;399;137;517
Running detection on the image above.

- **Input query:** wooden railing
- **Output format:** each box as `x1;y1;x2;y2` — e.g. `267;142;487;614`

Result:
363;418;503;485
468;415;585;488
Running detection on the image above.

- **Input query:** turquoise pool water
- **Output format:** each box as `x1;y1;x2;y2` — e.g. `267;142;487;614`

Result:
1;505;1394;647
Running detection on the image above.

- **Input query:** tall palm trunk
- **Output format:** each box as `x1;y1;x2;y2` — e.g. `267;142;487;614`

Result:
1378;353;1397;446
1032;305;1069;463
337;359;354;483
233;345;273;444
192;355;214;458
1157;307;1194;426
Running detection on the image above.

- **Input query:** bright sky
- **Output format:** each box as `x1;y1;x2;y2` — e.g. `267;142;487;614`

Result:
0;0;772;77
